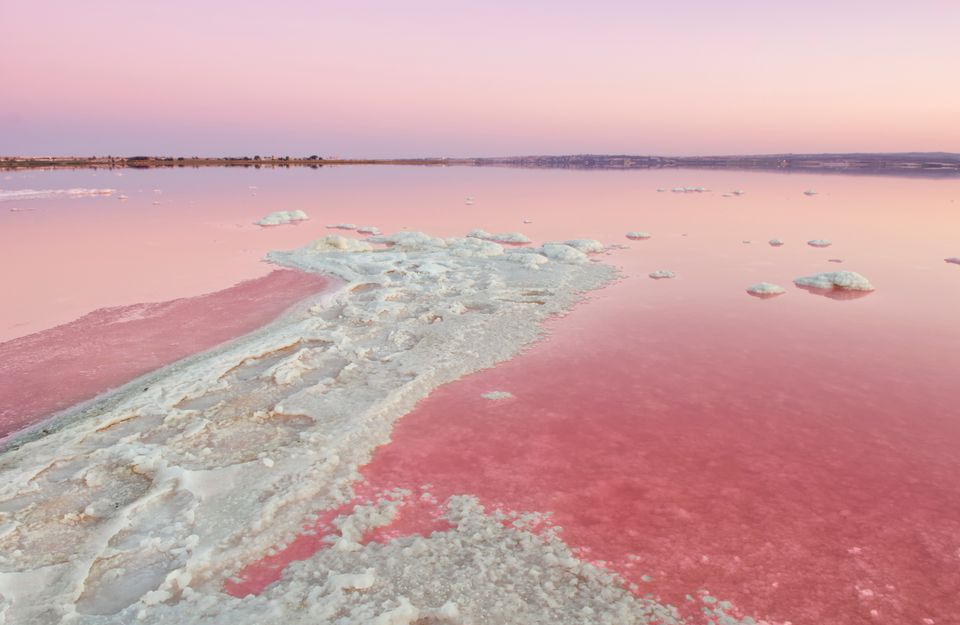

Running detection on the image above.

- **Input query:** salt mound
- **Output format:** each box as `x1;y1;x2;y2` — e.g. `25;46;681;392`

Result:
807;239;832;248
467;229;531;245
540;244;588;262
746;282;786;298
625;232;651;240
309;234;374;253
255;210;309;226
0;188;115;202
649;270;675;280
945;257;960;265
357;226;381;235
548;239;604;253
481;391;514;400
368;231;446;250
327;223;357;230
794;271;874;291
769;239;784;247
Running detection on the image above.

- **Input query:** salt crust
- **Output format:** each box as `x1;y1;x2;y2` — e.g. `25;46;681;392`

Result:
649;270;675;280
255;210;308;226
466;229;531;245
480;391;514;400
0;232;769;625
625;232;651;240
0;188;115;202
806;239;832;248
793;271;874;291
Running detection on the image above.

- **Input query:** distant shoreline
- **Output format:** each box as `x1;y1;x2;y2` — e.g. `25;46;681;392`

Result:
2;153;958;178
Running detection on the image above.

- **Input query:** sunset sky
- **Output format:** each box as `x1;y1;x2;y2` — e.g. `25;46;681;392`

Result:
1;0;958;157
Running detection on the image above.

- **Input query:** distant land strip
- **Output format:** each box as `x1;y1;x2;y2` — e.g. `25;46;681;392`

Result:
2;153;959;177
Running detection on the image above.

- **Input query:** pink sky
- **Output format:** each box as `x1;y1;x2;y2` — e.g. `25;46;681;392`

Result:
1;0;958;157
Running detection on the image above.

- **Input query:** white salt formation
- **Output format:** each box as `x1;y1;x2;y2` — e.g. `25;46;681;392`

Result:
793;271;875;291
547;239;605;253
746;282;786;297
625;232;651;240
356;226;381;235
481;391;514;400
649;270;675;280
0;188;115;202
768;239;784;247
327;223;358;230
8;230;776;625
255;210;309;226
807;239;832;248
466;229;531;244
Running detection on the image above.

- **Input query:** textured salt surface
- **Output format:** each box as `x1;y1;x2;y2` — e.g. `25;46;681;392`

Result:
807;239;832;248
480;391;514;400
768;239;784;247
255;210;308;226
0;188;115;202
0;270;331;442
0;231;638;625
625;232;651;240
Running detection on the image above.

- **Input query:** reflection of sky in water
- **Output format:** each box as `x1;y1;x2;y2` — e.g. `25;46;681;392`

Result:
3;166;960;624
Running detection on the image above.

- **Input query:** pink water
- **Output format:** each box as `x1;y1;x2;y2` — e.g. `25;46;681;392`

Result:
0;269;330;439
4;166;960;623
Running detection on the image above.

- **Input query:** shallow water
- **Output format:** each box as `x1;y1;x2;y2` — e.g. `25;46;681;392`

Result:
3;165;960;624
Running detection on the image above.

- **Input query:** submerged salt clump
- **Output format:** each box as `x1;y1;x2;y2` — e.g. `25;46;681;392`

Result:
625;232;651;240
807;239;832;248
467;229;531;245
804;189;818;196
481;391;514;400
793;271;874;291
649;270;675;280
945;257;960;265
356;226;381;235
769;239;784;247
255;210;309;226
746;282;786;297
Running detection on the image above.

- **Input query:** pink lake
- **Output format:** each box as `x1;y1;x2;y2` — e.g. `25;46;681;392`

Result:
3;165;960;624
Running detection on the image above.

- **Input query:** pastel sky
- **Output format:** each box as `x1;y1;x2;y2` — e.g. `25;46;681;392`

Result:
1;0;958;157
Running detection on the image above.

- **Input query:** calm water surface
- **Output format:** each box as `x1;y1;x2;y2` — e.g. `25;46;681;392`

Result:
3;166;959;624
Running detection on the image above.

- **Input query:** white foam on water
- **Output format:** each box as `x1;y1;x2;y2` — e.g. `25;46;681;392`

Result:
0;188;115;202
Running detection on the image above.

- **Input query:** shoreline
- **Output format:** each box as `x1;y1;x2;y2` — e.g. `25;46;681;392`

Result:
2;152;959;178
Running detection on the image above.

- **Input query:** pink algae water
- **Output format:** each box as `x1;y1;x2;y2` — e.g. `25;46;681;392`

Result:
4;166;960;624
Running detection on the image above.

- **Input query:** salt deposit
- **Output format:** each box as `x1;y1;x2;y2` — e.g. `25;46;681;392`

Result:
327;223;358;230
732;189;745;196
255;210;309;226
0;188;115;202
625;232;651;240
793;271;874;292
0;229;683;625
768;239;784;247
356;226;380;235
466;229;531;245
945;257;960;265
481;391;514;400
803;190;818;196
807;239;832;248
649;270;675;280
746;283;786;298
548;239;605;253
